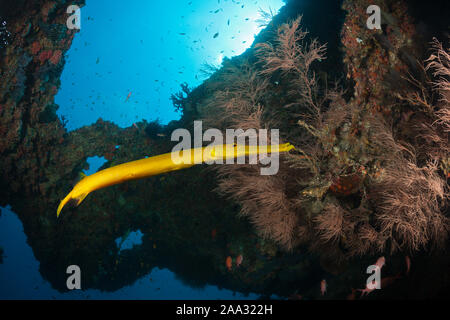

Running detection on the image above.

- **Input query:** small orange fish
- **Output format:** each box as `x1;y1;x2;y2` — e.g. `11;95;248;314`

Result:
320;279;327;296
226;256;232;271
211;228;217;239
236;254;243;267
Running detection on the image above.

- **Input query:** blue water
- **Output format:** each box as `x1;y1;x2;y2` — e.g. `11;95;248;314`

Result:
0;206;262;299
115;229;144;252
56;0;285;131
1;0;286;299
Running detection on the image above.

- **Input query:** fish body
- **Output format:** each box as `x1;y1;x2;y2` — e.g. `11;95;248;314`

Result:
226;256;232;271
57;143;295;217
405;256;411;275
320;279;327;296
375;256;385;270
125;91;132;102
236;254;243;267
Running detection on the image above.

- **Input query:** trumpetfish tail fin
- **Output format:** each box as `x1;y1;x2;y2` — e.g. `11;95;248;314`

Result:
57;191;89;218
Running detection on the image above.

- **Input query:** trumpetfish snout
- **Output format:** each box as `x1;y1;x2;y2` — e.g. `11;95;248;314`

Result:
57;143;295;217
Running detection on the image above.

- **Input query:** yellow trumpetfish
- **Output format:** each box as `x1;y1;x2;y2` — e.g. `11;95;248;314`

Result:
57;143;295;217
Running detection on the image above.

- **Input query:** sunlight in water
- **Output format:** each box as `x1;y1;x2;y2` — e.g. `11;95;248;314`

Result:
55;0;285;131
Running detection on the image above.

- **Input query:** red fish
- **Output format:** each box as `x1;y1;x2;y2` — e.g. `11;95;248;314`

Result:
226;256;232;271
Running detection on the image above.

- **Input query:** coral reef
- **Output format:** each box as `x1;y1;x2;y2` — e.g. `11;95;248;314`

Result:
195;1;449;297
0;0;448;300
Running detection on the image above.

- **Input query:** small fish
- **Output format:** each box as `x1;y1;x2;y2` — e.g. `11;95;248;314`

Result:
211;228;217;239
320;279;327;296
179;33;186;36
236;254;243;267
227;19;230;26
405;256;411;275
226;256;232;271
213;32;219;38
375;256;385;270
125;91;132;102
